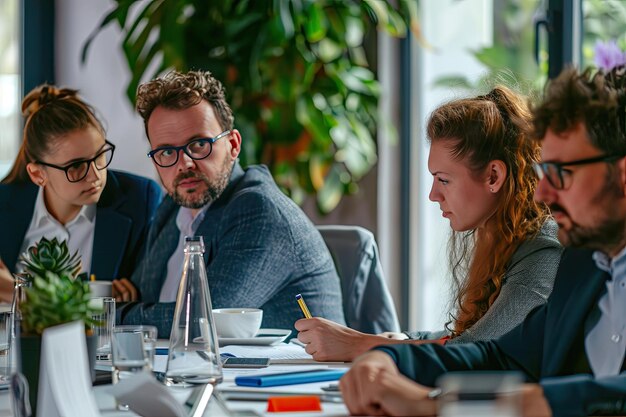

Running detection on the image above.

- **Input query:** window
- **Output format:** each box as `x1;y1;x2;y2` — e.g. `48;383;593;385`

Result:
0;0;20;179
581;0;626;68
407;0;548;331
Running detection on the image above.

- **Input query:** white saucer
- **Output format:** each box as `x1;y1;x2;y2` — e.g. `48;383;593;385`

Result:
218;328;292;346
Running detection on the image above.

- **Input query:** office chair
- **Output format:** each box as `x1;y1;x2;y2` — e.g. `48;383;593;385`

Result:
316;225;400;334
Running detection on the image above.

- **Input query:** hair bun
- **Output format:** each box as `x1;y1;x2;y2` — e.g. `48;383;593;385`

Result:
21;84;79;118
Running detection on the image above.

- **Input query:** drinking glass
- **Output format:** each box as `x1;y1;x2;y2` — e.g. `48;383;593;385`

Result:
0;308;12;382
113;325;157;370
91;297;115;360
111;325;157;410
438;372;523;417
10;273;31;375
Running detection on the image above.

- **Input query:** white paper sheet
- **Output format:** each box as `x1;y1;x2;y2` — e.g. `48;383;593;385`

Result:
220;343;314;363
38;321;101;417
108;371;192;417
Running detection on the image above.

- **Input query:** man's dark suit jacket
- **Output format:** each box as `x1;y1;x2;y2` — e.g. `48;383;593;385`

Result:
377;248;626;417
0;170;162;279
122;163;345;339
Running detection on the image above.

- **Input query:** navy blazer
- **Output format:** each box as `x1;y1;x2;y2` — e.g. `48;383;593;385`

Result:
0;170;162;279
377;248;626;417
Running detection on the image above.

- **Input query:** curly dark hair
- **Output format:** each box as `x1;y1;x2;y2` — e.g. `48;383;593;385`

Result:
532;66;626;155
136;70;234;139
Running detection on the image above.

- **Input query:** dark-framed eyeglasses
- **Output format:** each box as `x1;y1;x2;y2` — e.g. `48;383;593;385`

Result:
147;130;231;168
36;140;115;183
533;153;625;190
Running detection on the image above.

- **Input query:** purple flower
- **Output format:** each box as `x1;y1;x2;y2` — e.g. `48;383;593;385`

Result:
594;40;626;72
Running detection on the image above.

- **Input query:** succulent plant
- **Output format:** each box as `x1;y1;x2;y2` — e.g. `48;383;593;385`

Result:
20;237;82;280
18;238;101;336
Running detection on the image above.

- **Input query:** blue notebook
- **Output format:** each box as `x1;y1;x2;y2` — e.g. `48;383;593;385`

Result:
235;369;347;387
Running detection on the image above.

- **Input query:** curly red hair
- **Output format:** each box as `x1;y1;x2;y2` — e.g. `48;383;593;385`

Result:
426;86;550;337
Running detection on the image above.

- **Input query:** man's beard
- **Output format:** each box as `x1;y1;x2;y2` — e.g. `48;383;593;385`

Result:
554;172;626;252
170;156;233;209
558;217;626;251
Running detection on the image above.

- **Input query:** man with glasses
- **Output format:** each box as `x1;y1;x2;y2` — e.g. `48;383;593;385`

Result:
118;70;345;338
338;66;626;417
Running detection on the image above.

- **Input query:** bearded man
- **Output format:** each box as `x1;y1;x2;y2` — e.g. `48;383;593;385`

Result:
339;66;626;417
118;71;345;338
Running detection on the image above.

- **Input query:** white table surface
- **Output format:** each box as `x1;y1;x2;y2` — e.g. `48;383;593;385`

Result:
0;363;350;416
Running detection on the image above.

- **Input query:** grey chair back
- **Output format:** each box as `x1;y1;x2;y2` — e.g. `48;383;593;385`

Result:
316;225;400;334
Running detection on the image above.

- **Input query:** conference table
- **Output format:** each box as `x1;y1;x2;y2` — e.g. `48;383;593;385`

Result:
82;381;348;417
0;343;351;417
0;383;349;417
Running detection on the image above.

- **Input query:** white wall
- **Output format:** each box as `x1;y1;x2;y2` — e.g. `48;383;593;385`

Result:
55;0;159;181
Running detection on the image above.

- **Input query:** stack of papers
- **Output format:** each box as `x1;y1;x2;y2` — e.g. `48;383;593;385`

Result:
220;343;313;364
218;362;348;403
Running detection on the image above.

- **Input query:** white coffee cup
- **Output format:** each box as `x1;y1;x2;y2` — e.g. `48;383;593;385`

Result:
212;308;263;338
89;281;113;298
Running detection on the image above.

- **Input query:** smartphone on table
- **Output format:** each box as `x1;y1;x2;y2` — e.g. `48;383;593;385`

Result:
222;357;270;368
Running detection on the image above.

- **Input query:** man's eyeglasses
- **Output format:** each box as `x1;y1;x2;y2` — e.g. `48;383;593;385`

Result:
533;153;625;190
147;130;231;168
36;140;115;183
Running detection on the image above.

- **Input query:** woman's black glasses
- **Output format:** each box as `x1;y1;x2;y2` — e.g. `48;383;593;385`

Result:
36;141;115;183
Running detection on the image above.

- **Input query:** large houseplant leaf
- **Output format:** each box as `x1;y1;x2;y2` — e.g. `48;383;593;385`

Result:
83;0;420;213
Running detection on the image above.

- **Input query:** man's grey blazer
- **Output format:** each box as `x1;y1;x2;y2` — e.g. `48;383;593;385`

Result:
121;163;345;338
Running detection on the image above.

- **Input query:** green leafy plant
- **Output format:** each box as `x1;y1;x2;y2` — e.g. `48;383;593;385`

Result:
19;238;101;336
83;0;420;213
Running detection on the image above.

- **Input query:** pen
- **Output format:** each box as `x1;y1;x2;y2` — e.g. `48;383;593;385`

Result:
219;391;342;404
295;294;312;319
321;383;339;392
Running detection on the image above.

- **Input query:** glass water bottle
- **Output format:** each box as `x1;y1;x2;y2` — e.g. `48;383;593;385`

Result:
9;273;32;376
164;236;222;386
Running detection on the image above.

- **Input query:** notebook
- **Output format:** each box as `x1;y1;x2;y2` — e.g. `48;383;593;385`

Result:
235;368;347;387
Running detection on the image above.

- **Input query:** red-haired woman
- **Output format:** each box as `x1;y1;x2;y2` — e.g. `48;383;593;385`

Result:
296;86;563;361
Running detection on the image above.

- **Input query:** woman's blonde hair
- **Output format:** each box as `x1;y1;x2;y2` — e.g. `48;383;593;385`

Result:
426;86;550;337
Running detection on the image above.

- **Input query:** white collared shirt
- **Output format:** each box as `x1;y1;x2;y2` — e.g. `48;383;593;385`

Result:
587;247;626;377
18;187;96;275
159;205;209;302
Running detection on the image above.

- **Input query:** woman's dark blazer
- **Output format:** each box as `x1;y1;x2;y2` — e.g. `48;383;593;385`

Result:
0;170;162;280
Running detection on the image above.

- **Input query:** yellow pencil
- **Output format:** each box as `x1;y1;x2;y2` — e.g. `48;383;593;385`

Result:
295;294;312;319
